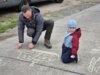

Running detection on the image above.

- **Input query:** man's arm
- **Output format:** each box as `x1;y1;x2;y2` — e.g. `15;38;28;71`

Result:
32;14;44;44
18;14;25;43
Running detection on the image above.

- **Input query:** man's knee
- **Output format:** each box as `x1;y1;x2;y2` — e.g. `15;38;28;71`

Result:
27;28;35;37
49;20;54;27
47;20;54;31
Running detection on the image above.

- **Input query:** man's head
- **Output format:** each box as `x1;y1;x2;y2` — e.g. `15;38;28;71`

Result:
21;5;32;19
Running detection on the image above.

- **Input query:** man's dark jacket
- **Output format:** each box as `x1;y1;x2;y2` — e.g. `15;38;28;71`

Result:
18;6;44;44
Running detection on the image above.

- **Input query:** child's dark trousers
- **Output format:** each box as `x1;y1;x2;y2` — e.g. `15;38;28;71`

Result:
61;44;78;63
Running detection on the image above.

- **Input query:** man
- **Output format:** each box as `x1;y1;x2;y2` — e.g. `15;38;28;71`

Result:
16;5;54;49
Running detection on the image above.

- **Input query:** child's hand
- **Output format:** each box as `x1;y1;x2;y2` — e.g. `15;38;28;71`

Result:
71;55;75;59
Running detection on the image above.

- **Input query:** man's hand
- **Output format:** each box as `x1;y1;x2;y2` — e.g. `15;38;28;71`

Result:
28;42;35;49
16;43;23;49
71;55;75;59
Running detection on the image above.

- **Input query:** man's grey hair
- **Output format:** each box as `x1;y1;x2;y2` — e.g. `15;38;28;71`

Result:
21;5;31;13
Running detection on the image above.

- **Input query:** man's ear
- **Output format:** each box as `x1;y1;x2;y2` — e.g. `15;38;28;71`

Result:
23;13;25;17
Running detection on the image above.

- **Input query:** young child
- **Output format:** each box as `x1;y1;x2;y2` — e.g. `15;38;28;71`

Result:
61;19;81;63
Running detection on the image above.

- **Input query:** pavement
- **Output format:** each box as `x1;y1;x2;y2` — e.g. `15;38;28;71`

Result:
0;4;100;75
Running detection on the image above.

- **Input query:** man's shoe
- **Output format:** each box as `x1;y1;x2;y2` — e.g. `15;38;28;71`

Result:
44;40;52;49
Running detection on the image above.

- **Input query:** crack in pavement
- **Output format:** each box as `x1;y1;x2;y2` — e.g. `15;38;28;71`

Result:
0;55;86;75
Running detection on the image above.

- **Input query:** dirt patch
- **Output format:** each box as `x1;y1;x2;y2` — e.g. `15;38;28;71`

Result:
0;34;16;41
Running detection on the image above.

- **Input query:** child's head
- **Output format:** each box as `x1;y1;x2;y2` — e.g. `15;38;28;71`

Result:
67;19;77;33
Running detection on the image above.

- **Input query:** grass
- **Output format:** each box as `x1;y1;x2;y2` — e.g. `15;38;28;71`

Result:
0;13;18;33
0;20;18;33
